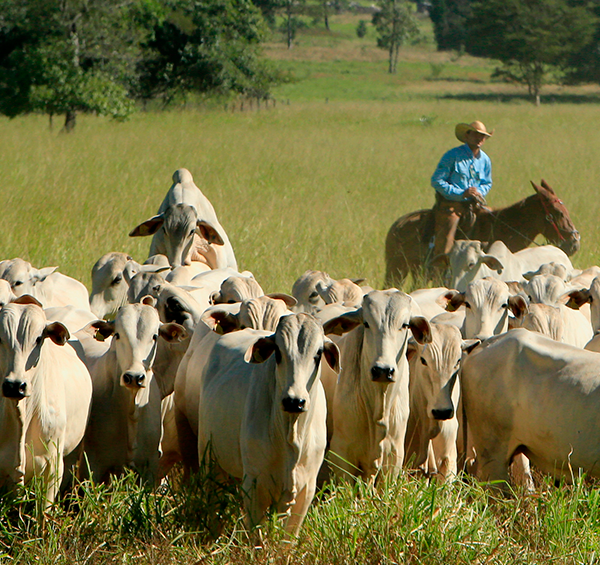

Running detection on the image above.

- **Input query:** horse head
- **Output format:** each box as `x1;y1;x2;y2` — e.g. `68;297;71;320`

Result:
531;180;580;256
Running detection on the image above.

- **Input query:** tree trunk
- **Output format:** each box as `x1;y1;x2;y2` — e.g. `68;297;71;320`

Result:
287;1;293;49
323;0;330;31
64;109;76;132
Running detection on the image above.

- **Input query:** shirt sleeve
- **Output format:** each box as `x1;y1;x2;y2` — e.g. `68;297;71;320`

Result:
430;149;466;201
478;154;492;198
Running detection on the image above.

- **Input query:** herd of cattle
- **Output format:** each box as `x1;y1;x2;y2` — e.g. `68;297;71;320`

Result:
3;167;600;537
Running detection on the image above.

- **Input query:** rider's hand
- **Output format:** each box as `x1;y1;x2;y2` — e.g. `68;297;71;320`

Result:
467;187;486;206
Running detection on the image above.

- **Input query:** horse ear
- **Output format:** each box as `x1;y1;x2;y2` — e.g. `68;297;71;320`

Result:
530;180;543;194
540;179;555;194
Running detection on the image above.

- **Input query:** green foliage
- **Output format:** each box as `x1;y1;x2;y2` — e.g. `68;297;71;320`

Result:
356;19;368;38
0;0;142;130
372;0;419;73
564;1;600;86
139;0;277;101
428;0;472;51
466;0;596;103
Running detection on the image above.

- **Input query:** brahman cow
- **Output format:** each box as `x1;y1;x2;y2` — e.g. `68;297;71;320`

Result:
197;313;338;534
0;258;89;310
447;241;572;292
405;323;479;481
0;296;92;506
462;329;600;487
322;290;432;481
129;168;237;270
74;301;185;483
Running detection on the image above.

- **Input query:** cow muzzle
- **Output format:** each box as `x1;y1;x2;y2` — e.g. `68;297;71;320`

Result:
122;372;146;388
371;365;395;383
431;407;454;421
2;379;27;400
282;397;306;413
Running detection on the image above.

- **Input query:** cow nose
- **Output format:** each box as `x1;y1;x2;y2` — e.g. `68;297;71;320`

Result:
123;372;145;388
2;380;27;399
282;397;306;413
432;408;454;421
371;365;395;382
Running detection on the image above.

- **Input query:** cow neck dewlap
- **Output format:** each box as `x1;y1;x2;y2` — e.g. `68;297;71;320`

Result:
1;398;27;482
125;376;153;462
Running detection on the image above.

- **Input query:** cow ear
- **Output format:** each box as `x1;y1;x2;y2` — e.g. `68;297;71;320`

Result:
564;289;591;310
462;339;481;354
201;309;240;334
245;336;277;363
266;293;297;308
350;278;366;286
43;321;70;346
32;266;58;283
196;220;224;246
506;281;523;295
91;320;115;341
409;316;432;344
13;295;43;308
406;339;418;362
159;322;187;342
443;290;465;312
508;295;529;319
480;255;504;274
322;309;363;336
141;295;156;307
129;215;164;237
522;270;537;281
323;340;340;372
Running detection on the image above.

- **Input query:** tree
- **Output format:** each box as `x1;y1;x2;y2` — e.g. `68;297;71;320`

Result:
0;0;142;131
139;0;276;99
428;0;472;51
563;0;600;86
466;0;596;105
372;0;419;74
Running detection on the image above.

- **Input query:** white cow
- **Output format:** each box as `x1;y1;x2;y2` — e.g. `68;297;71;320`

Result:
74;302;186;483
447;240;573;292
129;168;237;270
197;313;338;534
174;296;293;475
409;287;452;320
405;323;479;481
0;297;92;506
291;270;333;313
0;258;89;310
322;290;432;481
316;278;364;308
444;277;528;341
462;329;600;487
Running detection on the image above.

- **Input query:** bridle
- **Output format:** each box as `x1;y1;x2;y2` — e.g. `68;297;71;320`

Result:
538;196;580;244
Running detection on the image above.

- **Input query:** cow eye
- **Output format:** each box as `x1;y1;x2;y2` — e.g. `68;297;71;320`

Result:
467;262;475;269
36;335;43;346
308;291;319;303
464;302;471;309
275;349;282;364
401;323;410;329
13;281;23;287
190;229;196;237
114;333;120;340
112;274;123;286
314;348;323;364
153;334;158;341
502;303;508;309
363;321;370;329
420;357;427;366
227;300;236;304
590;296;594;303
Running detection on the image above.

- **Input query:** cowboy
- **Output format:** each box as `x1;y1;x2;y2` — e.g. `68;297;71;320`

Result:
430;120;493;258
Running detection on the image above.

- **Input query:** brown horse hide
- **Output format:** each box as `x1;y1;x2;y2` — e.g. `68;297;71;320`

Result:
384;180;580;287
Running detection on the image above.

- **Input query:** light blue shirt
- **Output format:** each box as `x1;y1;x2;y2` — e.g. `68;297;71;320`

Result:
431;144;492;202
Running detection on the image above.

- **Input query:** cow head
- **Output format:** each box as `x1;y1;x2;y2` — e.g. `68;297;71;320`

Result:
0;297;69;401
244;313;339;415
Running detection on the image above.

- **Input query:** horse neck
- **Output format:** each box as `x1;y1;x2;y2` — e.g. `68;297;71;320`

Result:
478;195;543;252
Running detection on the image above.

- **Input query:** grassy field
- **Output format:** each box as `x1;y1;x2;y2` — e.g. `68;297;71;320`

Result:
2;11;600;564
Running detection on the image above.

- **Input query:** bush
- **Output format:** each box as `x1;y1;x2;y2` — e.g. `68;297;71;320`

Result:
356;19;368;38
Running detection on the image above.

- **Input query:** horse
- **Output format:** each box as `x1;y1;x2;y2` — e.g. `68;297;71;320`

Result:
384;180;580;287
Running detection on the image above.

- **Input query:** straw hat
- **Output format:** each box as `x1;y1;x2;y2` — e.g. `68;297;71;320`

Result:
455;121;493;143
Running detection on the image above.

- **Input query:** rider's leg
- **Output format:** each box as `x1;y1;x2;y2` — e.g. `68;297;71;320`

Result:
432;208;461;257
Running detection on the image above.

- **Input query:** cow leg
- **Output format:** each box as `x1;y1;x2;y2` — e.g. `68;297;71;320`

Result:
176;408;199;479
285;482;315;537
431;421;458;482
476;449;510;492
242;476;270;533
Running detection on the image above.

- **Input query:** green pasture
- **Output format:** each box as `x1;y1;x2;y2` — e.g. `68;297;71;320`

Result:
2;12;600;564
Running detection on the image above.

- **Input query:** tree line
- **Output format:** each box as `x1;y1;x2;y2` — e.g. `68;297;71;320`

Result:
429;0;600;104
2;0;599;131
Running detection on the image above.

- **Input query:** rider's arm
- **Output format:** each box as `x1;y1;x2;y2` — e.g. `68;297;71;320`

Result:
476;153;492;198
431;148;468;201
